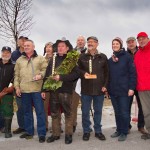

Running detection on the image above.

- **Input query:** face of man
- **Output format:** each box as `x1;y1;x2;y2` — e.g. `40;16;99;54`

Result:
57;42;69;56
112;40;121;52
127;40;137;51
1;50;11;61
76;36;86;48
87;39;98;51
137;37;149;47
24;41;35;55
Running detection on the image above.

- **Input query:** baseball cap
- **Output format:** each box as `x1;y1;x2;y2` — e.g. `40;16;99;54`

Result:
126;37;136;42
137;32;148;39
1;46;11;53
87;36;98;42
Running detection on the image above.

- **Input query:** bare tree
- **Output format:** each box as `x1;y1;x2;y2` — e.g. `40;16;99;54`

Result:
0;0;33;48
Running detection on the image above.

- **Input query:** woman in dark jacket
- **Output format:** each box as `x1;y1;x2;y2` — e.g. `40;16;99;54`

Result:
108;37;136;141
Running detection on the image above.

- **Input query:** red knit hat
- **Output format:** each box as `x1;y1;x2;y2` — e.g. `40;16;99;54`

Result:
137;32;148;39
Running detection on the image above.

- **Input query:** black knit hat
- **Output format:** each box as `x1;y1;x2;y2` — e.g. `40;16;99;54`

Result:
53;37;73;52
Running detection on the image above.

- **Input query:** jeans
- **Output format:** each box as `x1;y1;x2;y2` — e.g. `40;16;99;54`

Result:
129;90;145;129
21;92;46;137
16;96;24;129
81;94;104;133
111;95;130;135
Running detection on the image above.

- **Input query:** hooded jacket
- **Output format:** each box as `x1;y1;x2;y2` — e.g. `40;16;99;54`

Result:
0;59;14;94
108;49;136;96
134;41;150;91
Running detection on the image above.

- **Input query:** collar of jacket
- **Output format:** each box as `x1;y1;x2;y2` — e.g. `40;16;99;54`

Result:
74;46;87;53
139;41;150;51
113;48;126;57
22;50;38;58
0;58;12;65
127;46;138;55
85;49;100;55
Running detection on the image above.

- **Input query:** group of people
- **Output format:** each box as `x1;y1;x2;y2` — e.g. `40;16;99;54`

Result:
0;32;150;144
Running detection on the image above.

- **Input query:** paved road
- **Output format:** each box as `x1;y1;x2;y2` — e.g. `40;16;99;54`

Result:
0;105;149;150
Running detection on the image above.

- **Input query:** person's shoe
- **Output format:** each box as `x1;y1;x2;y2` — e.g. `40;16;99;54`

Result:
65;135;72;144
13;128;25;134
95;133;106;141
111;132;120;138
39;136;46;143
83;133;90;141
47;135;60;143
73;126;76;133
141;133;150;140
118;134;127;141
138;128;147;134
20;133;33;139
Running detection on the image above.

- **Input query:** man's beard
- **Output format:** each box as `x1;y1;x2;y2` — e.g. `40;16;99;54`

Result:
2;56;11;61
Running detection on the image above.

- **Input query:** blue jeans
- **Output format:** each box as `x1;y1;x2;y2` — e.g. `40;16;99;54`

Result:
111;96;130;135
21;92;46;137
16;96;24;129
81;94;104;133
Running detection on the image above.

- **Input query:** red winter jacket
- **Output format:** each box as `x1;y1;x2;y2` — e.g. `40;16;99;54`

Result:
134;41;150;91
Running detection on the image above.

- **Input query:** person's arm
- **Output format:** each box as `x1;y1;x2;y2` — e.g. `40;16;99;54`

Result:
103;55;109;89
14;61;21;97
128;55;136;96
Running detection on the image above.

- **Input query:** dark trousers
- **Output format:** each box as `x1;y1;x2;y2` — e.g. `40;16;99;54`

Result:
129;90;145;129
50;91;73;136
111;95;130;135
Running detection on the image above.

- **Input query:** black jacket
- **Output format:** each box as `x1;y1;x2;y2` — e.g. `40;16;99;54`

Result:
0;59;14;94
78;51;109;95
43;54;79;94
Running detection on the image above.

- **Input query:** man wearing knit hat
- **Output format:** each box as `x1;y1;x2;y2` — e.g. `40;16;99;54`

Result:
134;32;150;140
126;37;146;134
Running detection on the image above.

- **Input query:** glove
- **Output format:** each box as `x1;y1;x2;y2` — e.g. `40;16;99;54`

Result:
2;86;14;94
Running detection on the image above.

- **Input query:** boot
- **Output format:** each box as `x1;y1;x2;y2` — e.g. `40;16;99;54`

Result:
4;118;12;138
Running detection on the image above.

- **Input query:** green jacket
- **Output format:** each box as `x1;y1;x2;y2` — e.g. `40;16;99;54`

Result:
14;51;47;93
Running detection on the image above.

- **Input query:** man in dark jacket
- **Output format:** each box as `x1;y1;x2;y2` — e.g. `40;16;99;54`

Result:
126;37;146;134
78;36;109;141
0;46;14;138
11;36;28;134
42;38;79;144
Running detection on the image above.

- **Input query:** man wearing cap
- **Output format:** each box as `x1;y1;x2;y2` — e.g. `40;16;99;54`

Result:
134;32;150;140
0;46;14;138
77;36;109;141
126;37;146;134
42;38;79;144
11;36;28;135
14;39;47;143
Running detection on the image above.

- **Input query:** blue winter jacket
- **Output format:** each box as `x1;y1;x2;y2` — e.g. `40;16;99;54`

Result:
108;49;136;96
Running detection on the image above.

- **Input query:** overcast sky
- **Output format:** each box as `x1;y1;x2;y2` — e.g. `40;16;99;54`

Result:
0;0;150;57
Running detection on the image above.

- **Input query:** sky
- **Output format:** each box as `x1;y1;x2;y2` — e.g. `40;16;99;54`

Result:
0;0;150;57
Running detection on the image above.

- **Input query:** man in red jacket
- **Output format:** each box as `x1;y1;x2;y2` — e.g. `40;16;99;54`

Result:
134;32;150;140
